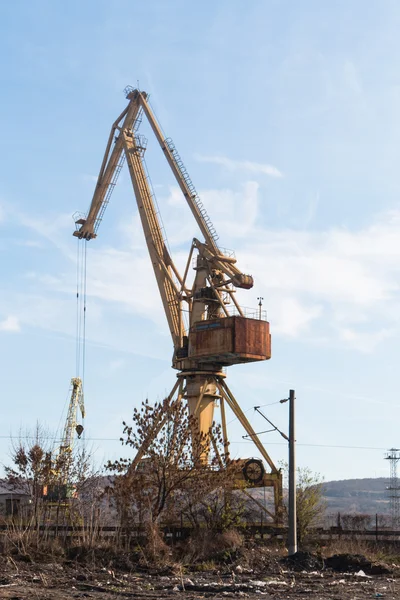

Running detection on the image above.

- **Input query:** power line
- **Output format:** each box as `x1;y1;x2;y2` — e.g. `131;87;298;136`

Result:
0;434;391;451
226;400;283;427
239;441;390;451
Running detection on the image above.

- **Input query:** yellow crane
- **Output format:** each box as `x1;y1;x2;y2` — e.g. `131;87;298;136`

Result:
74;87;282;522
58;377;85;464
43;377;85;501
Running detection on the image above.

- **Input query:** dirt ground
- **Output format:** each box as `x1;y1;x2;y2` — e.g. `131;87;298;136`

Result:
0;558;398;600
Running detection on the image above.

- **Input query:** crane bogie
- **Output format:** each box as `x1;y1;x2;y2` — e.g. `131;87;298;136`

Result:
74;87;283;523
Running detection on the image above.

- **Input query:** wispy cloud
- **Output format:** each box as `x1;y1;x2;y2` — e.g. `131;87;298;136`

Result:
122;181;261;249
77;202;400;352
81;173;98;185
6;179;400;355
237;208;400;351
195;154;283;178
16;240;43;248
108;358;127;374
0;316;21;332
338;327;392;353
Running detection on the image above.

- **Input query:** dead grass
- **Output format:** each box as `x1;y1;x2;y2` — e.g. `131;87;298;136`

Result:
4;522;400;576
142;523;171;566
179;528;246;566
306;537;400;569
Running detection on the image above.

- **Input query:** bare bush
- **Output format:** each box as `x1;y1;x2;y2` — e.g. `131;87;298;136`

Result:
3;424;105;556
341;513;372;531
106;398;243;560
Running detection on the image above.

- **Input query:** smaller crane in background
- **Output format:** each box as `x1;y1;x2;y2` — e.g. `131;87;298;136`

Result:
59;377;85;462
43;377;85;502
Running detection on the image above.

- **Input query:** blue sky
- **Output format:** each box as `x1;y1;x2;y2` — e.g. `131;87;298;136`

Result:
1;0;400;483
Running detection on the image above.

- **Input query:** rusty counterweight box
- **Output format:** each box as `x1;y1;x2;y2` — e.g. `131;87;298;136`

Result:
188;316;271;366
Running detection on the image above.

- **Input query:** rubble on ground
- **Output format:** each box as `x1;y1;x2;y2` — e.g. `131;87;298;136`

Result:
0;549;398;599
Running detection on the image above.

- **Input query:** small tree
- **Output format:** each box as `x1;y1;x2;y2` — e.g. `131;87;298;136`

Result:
296;467;326;543
280;462;326;544
106;398;242;535
4;424;54;528
4;423;101;546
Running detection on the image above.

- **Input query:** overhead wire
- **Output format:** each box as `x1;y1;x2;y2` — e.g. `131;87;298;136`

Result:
0;433;391;451
225;400;284;426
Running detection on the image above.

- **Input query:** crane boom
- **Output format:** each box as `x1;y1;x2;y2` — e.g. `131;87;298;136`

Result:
121;127;183;349
137;92;220;253
136;91;253;289
74;99;142;239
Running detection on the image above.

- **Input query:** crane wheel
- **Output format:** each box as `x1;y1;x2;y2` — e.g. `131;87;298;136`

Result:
242;458;265;485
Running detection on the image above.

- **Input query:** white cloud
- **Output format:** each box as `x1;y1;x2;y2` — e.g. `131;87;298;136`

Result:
108;358;126;373
236;208;400;348
81;174;98;184
120;181;260;249
272;298;323;337
201;181;260;239
16;240;43;248
87;248;161;319
343;60;363;97
338;327;392;353
94;203;400;350
7;179;400;354
0;316;21;333
196;154;283;178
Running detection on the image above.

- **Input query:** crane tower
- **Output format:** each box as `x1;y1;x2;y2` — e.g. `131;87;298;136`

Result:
74;87;282;522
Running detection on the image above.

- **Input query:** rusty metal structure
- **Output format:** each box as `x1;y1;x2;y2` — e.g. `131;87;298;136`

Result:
73;87;282;522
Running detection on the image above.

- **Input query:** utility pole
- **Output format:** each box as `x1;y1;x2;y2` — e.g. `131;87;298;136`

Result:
288;389;297;555
249;390;297;549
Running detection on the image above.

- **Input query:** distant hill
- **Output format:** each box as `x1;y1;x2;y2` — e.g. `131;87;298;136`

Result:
322;478;390;515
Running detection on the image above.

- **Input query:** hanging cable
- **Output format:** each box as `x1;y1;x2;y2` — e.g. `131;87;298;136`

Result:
75;238;81;377
75;238;88;380
81;241;87;452
73;237;88;456
82;241;87;391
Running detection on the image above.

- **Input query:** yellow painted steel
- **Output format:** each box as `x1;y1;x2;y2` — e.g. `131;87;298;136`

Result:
73;88;283;522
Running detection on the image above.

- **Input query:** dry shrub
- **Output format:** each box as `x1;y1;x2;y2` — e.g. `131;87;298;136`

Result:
181;528;244;563
320;537;372;559
66;541;139;571
142;523;171;566
319;537;400;567
219;529;244;550
240;542;285;573
2;528;66;564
